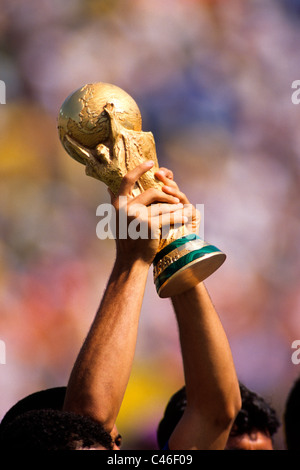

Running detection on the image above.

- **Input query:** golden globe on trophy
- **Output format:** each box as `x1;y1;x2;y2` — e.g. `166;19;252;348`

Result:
57;82;226;298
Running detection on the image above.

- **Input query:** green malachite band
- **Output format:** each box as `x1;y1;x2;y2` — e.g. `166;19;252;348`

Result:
153;233;201;265
154;243;222;293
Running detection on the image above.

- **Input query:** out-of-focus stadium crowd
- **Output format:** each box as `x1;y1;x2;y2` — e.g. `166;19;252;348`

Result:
0;0;300;449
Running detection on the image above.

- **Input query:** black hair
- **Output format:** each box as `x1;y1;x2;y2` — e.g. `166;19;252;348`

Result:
157;382;280;449
157;387;186;449
0;386;67;430
283;376;300;450
0;408;113;450
230;382;280;438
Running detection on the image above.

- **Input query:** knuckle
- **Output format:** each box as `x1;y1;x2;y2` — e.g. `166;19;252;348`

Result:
122;173;133;184
148;188;158;199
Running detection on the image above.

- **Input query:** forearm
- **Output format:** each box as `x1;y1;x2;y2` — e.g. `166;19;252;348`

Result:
170;282;241;448
63;162;184;433
63;257;149;431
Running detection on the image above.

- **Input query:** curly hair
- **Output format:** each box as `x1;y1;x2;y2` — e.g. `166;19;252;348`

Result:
284;376;300;450
157;382;280;449
229;382;280;438
0;408;113;450
0;387;67;430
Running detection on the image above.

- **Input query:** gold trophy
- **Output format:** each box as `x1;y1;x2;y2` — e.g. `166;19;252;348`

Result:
57;82;226;297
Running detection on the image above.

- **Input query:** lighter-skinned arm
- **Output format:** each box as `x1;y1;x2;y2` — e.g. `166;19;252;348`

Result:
156;169;241;450
169;284;241;450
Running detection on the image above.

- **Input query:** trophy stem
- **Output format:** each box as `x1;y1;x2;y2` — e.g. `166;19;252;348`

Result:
153;234;226;298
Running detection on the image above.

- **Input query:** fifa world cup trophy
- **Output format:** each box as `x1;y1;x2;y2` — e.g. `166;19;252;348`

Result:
57;82;226;297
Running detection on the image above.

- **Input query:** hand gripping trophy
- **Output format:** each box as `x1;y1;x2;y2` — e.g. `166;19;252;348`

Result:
57;82;226;298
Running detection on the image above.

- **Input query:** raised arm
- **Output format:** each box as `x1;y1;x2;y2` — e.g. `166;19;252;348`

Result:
156;169;241;450
170;284;241;449
63;161;186;441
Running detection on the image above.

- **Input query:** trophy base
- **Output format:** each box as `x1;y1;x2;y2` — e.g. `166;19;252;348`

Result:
153;234;226;298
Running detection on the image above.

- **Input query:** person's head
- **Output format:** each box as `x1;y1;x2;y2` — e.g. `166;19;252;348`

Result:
283;376;300;450
225;382;280;450
157;382;280;450
0;386;66;429
0;408;113;450
0;386;122;449
157;387;186;450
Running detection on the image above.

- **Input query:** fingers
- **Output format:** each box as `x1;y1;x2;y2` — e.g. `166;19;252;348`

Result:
155;168;176;189
162;185;189;205
149;202;183;217
160;183;189;206
134;188;180;206
118;161;155;197
113;165;181;212
128;204;186;225
158;210;188;229
115;162;189;211
150;208;188;240
156;167;174;181
155;167;189;205
135;205;188;240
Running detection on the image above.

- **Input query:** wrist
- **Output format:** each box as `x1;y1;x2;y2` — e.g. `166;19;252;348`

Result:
113;252;151;275
171;282;205;305
115;242;157;269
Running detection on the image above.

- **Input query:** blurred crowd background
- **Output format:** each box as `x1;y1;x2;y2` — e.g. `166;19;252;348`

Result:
0;0;300;449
